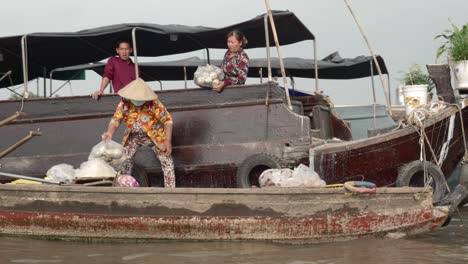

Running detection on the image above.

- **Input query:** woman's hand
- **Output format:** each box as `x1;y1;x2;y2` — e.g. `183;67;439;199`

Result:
212;82;225;93
164;140;172;156
101;131;113;142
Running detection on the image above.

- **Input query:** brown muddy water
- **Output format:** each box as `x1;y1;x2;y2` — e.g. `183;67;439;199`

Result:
0;206;467;264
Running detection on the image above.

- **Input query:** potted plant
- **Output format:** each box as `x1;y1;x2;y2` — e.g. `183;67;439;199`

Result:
400;64;434;115
435;22;468;89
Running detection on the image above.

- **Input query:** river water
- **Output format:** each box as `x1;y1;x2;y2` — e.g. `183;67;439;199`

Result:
0;206;467;264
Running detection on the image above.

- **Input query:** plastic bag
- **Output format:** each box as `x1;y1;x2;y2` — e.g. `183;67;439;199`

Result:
75;159;117;179
258;168;293;187
193;64;225;88
88;140;127;170
116;175;140;187
45;164;76;184
259;164;325;187
291;164;326;187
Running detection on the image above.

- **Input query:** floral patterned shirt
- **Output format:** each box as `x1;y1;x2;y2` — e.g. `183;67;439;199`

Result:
111;99;173;151
220;49;249;86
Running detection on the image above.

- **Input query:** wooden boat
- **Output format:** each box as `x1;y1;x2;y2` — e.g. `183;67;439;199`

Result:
0;11;467;201
0;184;453;242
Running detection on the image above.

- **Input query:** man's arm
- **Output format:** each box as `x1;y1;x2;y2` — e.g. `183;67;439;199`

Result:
92;77;110;99
92;58;114;99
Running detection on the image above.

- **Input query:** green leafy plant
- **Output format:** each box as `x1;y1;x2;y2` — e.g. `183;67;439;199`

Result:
435;21;468;62
401;64;435;93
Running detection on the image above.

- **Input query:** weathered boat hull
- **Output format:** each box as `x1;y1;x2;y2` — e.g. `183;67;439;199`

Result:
312;105;468;187
0;185;448;242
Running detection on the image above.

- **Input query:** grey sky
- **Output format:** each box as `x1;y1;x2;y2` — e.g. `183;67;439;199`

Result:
0;0;467;104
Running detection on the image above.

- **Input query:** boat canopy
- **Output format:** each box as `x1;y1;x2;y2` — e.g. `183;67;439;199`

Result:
51;52;388;82
0;11;314;87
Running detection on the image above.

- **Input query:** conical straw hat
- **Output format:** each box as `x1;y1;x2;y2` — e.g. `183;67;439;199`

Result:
117;78;158;100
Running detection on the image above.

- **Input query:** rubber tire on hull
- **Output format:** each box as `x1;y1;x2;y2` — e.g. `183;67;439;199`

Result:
131;164;150;187
396;160;447;203
236;153;282;188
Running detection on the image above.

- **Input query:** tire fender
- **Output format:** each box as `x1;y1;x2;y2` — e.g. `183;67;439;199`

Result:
396;160;447;202
236;153;282;188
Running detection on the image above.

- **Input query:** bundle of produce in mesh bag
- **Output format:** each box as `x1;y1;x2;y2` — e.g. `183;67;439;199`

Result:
193;64;225;88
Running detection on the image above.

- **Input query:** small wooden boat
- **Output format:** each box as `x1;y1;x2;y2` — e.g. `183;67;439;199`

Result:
0;184;457;242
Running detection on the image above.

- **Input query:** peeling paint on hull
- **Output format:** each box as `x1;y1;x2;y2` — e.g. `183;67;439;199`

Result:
0;185;448;243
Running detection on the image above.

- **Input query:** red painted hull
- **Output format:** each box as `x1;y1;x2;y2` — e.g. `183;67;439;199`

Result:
312;106;468;186
0;185;448;242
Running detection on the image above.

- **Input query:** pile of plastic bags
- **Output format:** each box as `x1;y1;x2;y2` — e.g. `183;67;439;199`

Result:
258;164;326;188
193;65;224;88
45;140;128;184
88;140;127;170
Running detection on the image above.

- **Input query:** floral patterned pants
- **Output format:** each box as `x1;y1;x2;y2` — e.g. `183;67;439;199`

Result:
122;132;176;188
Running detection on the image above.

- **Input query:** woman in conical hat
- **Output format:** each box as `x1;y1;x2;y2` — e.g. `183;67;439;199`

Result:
102;78;175;187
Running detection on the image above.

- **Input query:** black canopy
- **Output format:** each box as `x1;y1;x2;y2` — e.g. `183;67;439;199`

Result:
51;52;387;81
0;11;314;88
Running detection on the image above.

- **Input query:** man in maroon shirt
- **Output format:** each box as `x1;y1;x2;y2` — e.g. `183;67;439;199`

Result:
91;40;136;99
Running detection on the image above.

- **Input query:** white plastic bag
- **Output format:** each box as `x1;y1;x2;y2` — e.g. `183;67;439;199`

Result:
193;64;225;88
88;140;127;170
258;168;293;187
75;159;117;179
259;164;326;187
292;164;326;187
45;164;76;184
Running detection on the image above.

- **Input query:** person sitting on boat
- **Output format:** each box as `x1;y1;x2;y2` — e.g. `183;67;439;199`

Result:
91;39;137;99
212;30;250;92
101;78;176;188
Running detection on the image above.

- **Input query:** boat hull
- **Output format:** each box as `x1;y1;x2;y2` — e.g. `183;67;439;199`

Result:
0;185;448;242
312;106;468;186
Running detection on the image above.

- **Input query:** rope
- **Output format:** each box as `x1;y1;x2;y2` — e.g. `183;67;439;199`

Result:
405;100;451;196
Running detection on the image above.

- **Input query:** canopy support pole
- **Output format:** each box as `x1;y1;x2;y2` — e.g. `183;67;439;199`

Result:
0;70;12;83
387;74;392;105
43;67;47;98
21;35;29;98
184;66;187;88
370;60;377;129
313;39;319;92
206;48;211;64
132;28;139;79
49;71;54;97
344;0;392;115
263;14;272;81
264;0;292;110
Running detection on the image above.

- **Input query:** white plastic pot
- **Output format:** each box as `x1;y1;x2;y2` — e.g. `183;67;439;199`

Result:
402;84;428;115
452;60;468;89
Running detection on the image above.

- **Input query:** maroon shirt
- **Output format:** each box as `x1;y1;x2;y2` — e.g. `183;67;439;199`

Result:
103;56;136;93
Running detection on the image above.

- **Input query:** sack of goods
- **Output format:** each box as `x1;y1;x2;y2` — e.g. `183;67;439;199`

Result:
193;64;225;88
45;164;76;184
258;164;326;188
88;140;127;170
75;159;116;179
